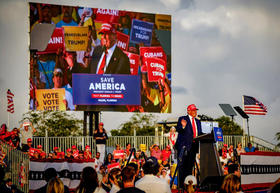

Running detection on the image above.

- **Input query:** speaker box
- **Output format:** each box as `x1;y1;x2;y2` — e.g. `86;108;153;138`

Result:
199;176;224;191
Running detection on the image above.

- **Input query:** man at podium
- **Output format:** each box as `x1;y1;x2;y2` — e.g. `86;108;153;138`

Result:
175;104;203;188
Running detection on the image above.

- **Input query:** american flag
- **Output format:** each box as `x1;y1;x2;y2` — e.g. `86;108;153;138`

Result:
7;89;15;113
243;95;267;115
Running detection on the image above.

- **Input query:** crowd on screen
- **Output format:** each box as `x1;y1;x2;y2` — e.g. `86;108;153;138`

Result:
29;3;171;113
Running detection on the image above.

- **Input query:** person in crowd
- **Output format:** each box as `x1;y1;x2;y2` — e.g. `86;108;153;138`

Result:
228;144;234;158
19;121;36;150
161;145;171;162
108;168;121;193
31;4;54;31
228;163;241;178
56;6;78;27
160;168;171;184
0;178;13;193
46;177;64;193
113;144;124;161
71;145;79;159
22;138;33;152
117;166;145;193
78;150;84;159
52;68;75;110
36;54;56;89
76;166;103;193
220;150;229;165
127;162;141;183
184;175;197;193
149;144;161;161
97;165;106;187
35;168;69;193
219;144;228;156
166;126;177;161
244;143;255;152
94;122;108;163
175;104;203;189
94;152;102;171
270;177;280;193
5;129;20;150
53;147;60;159
219;174;242;193
36;144;43;154
65;148;73;159
0;124;8;141
104;153;113;166
84;145;92;159
234;143;245;163
136;157;171;193
125;143;132;158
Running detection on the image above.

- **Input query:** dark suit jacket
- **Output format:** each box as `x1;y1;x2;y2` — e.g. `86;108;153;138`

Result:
175;115;202;153
89;45;130;74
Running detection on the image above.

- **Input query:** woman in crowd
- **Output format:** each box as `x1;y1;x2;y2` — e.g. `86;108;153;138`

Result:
219;174;242;193
46;177;64;193
104;153;113;166
76;166;106;193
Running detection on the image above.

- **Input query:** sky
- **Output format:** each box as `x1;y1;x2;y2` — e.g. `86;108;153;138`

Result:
0;0;279;145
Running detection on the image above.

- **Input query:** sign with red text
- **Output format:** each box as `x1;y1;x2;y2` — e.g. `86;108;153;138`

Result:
93;8;120;24
116;32;129;51
113;150;125;159
107;162;120;172
40;28;64;54
140;46;167;72
124;51;140;75
146;57;166;82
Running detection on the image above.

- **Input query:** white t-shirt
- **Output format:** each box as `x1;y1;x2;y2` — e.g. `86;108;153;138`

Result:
21;128;33;144
135;174;171;193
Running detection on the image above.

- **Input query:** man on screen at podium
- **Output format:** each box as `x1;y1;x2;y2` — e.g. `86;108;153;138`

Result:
175;104;203;188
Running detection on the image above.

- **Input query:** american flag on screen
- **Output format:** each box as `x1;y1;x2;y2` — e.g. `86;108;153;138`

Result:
7;89;15;113
243;95;267;115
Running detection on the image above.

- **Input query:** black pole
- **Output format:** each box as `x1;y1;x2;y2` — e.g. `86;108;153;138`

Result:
247;118;250;143
89;112;94;136
83;111;87;136
93;111;100;132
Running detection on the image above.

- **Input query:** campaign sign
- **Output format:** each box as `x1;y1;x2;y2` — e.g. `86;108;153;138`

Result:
72;74;141;105
130;19;154;46
39;28;64;54
94;8;120;24
146;57;166;82
124;51;140;75
36;89;66;111
63;26;88;51
140;46;167;72
116;31;129;51
213;127;223;142
113;150;125;159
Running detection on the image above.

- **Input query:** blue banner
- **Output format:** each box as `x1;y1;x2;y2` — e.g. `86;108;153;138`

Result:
213;127;223;142
72;74;141;105
130;19;154;46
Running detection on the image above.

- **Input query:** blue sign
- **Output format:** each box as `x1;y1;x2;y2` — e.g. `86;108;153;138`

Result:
72;74;141;105
213;127;223;142
130;19;154;46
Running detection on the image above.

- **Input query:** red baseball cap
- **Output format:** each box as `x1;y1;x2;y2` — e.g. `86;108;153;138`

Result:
85;145;90;150
27;138;32;142
187;104;198;111
66;148;72;152
72;145;77;149
54;147;59;150
37;145;42;149
223;144;228;147
99;122;104;126
98;23;116;34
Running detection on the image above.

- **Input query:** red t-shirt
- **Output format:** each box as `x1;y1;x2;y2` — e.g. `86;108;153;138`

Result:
161;150;171;161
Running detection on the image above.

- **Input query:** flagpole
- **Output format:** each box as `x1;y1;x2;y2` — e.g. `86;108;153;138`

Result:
242;96;247;143
8;111;10;129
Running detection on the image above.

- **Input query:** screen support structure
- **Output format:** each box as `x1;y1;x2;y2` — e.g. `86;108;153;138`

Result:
234;106;250;143
83;111;100;136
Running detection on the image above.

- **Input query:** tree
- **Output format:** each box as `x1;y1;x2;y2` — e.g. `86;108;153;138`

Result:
20;111;83;136
215;116;243;135
111;113;158;136
275;132;280;147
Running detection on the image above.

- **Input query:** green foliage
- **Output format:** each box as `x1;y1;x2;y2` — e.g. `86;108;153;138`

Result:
275;132;280;147
20;111;83;136
111;113;158;136
215;116;243;135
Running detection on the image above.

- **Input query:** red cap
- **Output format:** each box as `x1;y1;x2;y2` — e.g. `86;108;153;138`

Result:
37;145;42;149
187;104;198;111
40;152;46;157
99;122;104;126
27;138;32;142
223;144;228;147
66;148;72;152
166;145;171;149
85;145;90;150
72;145;77;149
98;23;115;34
54;147;59;150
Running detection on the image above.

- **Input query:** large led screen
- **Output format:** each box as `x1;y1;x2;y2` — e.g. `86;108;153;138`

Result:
29;3;171;113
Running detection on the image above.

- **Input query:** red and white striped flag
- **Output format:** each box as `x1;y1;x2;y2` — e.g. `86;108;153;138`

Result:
243;95;267;115
7;89;15;113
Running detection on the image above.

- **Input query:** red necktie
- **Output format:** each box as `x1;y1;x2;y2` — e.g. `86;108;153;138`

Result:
97;51;107;74
192;117;196;138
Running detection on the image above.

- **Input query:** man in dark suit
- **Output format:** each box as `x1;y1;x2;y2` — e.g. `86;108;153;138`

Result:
175;104;203;189
89;23;130;74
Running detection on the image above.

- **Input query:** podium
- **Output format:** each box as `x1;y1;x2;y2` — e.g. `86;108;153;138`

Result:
194;133;223;191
